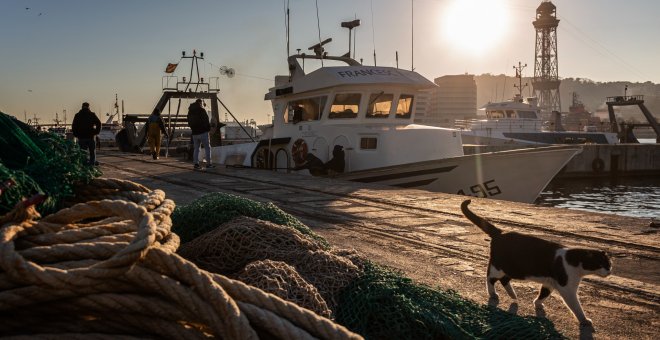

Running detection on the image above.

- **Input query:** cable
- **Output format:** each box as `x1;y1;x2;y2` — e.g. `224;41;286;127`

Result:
206;61;273;82
557;14;647;81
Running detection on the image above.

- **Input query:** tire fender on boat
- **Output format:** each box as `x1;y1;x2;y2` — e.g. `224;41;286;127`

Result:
592;157;605;173
291;139;308;166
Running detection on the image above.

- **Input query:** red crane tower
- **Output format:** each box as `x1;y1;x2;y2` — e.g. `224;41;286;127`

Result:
532;1;561;117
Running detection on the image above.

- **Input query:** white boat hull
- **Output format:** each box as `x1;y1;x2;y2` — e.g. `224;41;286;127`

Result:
461;130;618;146
213;143;581;203
336;146;581;203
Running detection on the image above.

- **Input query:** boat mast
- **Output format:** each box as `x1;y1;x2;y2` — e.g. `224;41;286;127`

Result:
513;61;528;100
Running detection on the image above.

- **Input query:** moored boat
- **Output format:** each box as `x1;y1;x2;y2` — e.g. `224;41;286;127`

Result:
457;95;618;146
211;43;581;203
457;67;618;146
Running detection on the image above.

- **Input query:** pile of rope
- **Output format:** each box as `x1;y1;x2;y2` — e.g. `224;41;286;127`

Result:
0;111;99;215
0;179;361;339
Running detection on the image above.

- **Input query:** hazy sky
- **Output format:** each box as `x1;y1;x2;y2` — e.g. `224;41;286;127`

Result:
1;0;658;125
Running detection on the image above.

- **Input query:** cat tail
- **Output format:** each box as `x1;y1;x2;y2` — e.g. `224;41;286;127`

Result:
460;199;502;238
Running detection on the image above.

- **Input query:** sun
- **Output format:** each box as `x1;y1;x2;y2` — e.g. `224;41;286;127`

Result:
441;0;509;54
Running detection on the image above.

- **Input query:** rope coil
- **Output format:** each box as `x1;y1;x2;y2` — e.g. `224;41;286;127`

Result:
0;179;361;339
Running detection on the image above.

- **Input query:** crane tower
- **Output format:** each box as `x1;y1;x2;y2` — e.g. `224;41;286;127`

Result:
532;1;561;116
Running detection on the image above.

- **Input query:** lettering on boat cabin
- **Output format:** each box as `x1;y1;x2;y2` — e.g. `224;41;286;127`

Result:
336;69;399;78
457;179;502;198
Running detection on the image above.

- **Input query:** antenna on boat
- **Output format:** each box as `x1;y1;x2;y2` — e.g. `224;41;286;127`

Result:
370;0;377;66
314;0;324;66
180;49;207;92
341;19;360;59
53;112;61;126
411;0;414;71
308;38;332;58
513;61;528;99
285;0;290;58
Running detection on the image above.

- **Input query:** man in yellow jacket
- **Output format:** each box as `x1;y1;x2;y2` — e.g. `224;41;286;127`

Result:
146;108;168;160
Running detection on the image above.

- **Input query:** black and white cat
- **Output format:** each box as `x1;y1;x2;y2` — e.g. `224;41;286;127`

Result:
460;199;612;328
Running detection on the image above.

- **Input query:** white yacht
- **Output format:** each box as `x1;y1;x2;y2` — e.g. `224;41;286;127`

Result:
211;50;581;203
458;95;619;146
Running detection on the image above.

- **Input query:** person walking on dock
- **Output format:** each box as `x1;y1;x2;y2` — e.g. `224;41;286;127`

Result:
72;102;102;166
187;99;214;169
146;108;168;160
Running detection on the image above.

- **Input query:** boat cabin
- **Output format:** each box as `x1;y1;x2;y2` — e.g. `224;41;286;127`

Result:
265;55;433;129
482;95;540;119
214;53;465;173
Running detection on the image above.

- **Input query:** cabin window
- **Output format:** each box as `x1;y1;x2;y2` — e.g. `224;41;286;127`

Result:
489;110;505;119
360;137;378;149
395;94;414;119
329;93;361;119
285;96;327;124
366;92;393;118
518;110;538;119
506;110;515;118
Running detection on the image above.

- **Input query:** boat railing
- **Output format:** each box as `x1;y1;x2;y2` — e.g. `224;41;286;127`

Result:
606;95;643;104
455;118;544;132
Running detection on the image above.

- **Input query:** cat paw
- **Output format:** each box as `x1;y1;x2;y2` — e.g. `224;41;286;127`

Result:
579;319;594;329
533;299;544;308
487;294;499;306
534;304;546;318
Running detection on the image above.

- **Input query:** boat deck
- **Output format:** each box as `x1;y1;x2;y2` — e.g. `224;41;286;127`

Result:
98;149;659;339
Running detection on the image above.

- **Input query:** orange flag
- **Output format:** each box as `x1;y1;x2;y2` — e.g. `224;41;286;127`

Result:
165;63;178;73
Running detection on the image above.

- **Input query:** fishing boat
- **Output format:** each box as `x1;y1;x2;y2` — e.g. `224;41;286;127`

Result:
210;45;581;203
98;116;122;147
457;95;618;146
457;69;618;146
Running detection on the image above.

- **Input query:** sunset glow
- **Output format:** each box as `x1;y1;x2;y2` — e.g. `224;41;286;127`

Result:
441;0;509;54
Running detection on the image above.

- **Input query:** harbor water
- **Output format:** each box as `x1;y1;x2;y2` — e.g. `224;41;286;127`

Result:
536;176;660;219
536;138;659;219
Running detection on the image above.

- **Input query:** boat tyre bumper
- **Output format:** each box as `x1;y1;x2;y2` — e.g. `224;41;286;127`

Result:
592;158;605;173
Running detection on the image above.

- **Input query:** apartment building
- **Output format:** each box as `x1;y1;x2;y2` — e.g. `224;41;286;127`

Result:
416;74;477;127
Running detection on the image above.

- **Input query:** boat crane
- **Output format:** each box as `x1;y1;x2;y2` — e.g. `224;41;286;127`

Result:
115;50;253;154
605;94;660;143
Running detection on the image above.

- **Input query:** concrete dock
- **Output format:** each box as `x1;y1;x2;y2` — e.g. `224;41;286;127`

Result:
98;150;659;340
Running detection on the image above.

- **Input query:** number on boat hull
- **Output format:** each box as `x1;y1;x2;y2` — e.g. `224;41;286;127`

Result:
457;179;502;198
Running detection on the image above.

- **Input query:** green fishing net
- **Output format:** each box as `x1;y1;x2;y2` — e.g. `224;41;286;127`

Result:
173;192;564;339
171;192;329;247
335;262;565;340
0;112;101;215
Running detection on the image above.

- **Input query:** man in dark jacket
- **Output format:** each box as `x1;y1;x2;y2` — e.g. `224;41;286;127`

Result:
187;99;214;169
72;102;102;166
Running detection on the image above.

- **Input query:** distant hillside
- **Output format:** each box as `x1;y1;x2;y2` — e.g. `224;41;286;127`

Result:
474;74;660;122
